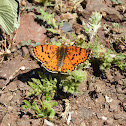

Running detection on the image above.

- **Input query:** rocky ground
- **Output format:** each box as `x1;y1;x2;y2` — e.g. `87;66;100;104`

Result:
0;0;126;126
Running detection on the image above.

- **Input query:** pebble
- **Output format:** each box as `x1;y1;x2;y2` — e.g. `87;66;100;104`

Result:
117;94;125;101
106;118;113;125
114;113;125;120
118;80;123;85
114;71;124;81
105;95;113;103
80;121;86;126
22;47;30;58
116;85;125;94
95;80;106;93
80;107;93;119
109;100;120;112
7;106;13;111
102;116;107;120
0;93;13;105
44;119;54;126
17;119;31;126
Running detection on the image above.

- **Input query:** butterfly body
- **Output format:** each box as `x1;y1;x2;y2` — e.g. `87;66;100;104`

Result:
33;45;89;74
57;45;66;71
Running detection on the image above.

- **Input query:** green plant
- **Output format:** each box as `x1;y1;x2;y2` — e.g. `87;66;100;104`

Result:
54;0;83;13
23;72;57;119
26;6;35;12
88;37;126;71
23;67;89;118
36;7;63;34
111;54;126;70
112;23;119;34
17;40;40;48
50;38;62;46
112;0;122;5
23;93;57;119
34;0;55;6
59;70;87;94
0;0;20;35
83;12;102;40
28;72;57;97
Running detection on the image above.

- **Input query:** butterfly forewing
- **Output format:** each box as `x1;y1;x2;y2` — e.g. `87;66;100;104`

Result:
66;46;89;67
33;45;59;64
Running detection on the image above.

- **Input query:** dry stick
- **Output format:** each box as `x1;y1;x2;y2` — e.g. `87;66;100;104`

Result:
2;66;26;91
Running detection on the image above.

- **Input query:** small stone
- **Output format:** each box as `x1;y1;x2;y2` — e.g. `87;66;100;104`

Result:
17;119;31;126
96;112;103;119
61;13;77;21
5;82;17;91
7;106;13;111
114;113;125;120
0;80;5;89
94;80;106;93
22;47;30;58
62;22;73;33
114;71;124;81
0;92;13;105
1;114;17;126
102;116;107;120
109;100;120;112
105;69;114;82
30;119;40;126
118;80;123;85
14;15;47;45
106;118;113;125
80;107;93;119
116;85;125;94
117;94;125;101
80;121;86;126
105;95;113;103
44;119;54;126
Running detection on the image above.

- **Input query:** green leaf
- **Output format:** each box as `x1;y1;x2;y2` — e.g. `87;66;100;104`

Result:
116;54;125;59
46;28;59;34
32;101;42;114
23;100;31;110
0;0;20;35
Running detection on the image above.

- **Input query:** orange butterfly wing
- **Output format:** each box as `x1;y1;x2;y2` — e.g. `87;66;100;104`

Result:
33;45;59;73
33;45;89;74
61;56;75;73
61;46;89;73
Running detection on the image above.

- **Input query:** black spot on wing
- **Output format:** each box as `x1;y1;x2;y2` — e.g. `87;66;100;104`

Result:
79;48;82;55
71;54;75;60
41;45;44;52
73;63;77;66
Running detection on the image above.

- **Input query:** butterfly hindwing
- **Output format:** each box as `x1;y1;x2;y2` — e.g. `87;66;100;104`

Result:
61;56;75;73
43;54;58;73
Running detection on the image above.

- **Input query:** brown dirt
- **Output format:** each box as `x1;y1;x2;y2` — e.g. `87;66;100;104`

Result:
0;0;126;126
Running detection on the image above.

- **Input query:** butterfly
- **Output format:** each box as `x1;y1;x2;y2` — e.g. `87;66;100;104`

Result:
33;44;89;74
